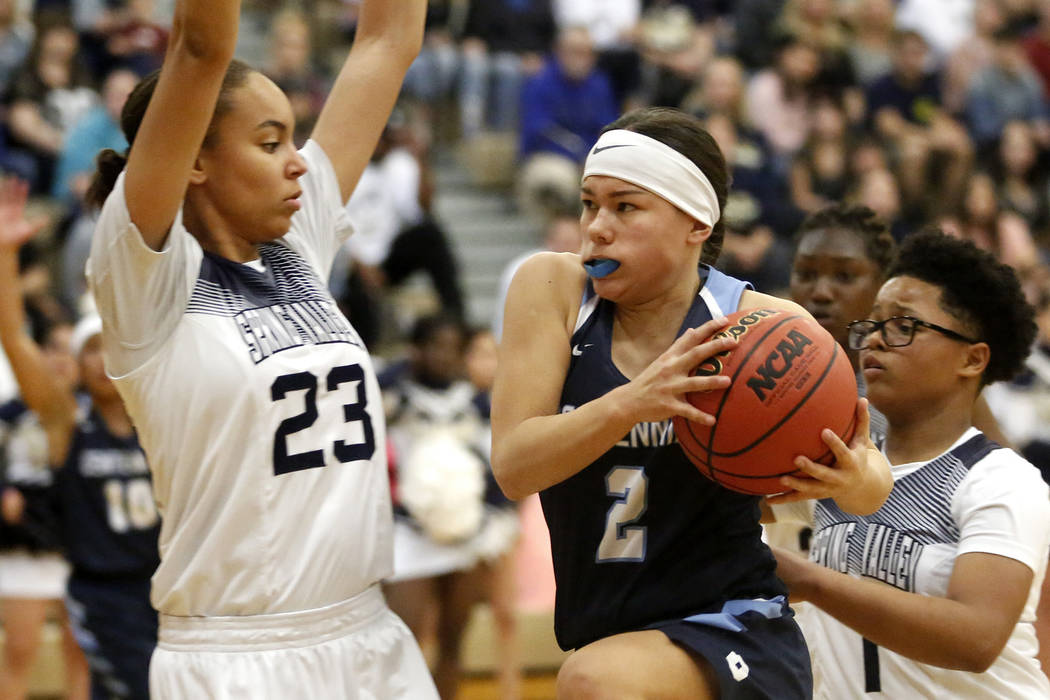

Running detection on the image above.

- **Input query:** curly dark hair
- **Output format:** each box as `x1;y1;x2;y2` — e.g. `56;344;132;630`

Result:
795;204;897;275
888;229;1036;385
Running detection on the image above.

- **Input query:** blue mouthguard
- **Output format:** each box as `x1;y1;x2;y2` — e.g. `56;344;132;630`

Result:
583;259;621;279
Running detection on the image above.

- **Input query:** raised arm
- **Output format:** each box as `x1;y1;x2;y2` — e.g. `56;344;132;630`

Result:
311;0;426;203
490;253;734;500
123;0;240;249
0;179;77;459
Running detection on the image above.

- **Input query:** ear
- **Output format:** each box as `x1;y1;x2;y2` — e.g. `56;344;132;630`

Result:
687;219;712;246
958;341;990;380
188;154;207;185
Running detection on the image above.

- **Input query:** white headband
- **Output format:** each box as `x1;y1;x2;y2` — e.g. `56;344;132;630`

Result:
582;129;720;227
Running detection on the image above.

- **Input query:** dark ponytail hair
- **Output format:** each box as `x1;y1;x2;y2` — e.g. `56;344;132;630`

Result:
86;59;257;210
600;107;729;266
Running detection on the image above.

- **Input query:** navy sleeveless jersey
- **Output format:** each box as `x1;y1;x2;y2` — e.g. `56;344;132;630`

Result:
55;407;160;577
541;265;786;650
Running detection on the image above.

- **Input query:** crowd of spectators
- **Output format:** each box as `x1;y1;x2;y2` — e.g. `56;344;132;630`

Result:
1;0;1048;343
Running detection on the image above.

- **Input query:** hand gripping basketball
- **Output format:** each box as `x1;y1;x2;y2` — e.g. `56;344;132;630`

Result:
673;308;858;494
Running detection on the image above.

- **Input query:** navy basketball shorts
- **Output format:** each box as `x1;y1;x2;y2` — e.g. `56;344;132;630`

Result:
66;575;156;700
650;600;812;700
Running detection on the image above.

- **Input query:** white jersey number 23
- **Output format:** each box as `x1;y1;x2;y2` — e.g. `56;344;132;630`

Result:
270;363;375;475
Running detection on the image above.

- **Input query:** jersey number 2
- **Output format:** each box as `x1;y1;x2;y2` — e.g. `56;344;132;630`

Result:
270;364;375;475
596;466;648;562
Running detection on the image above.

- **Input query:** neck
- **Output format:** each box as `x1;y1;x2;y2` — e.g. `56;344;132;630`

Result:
183;196;259;262
612;272;700;377
882;391;977;464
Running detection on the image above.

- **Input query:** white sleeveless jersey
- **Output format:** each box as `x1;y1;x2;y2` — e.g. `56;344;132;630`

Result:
86;141;393;617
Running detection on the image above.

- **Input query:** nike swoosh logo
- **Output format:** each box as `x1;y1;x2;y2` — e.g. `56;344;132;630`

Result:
572;344;593;356
591;144;634;155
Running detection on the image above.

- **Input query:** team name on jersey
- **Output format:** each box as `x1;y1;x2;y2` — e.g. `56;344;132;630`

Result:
861;523;923;590
810;520;923;591
616;419;677;448
236;300;362;363
809;521;856;573
79;448;149;478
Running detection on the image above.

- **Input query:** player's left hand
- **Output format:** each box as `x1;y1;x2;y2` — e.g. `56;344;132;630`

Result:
766;398;891;515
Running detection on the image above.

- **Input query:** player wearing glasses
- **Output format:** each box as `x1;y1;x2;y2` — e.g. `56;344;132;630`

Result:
773;229;1050;698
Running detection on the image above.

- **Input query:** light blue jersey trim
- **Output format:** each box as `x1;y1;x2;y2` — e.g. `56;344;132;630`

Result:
699;265;751;318
683;595;787;633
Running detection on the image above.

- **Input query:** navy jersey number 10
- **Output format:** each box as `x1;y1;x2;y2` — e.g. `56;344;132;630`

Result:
270;363;376;475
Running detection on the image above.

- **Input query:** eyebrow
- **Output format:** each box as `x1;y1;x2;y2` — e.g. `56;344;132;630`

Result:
871;304;915;316
255;119;288;132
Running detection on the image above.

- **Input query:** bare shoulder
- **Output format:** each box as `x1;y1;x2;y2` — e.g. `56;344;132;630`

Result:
738;289;811;317
514;250;586;286
508;251;587;333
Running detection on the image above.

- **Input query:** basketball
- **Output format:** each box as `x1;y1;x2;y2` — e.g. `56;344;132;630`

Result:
673;308;858;494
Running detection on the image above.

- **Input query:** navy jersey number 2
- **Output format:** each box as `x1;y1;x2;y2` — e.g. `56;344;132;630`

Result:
270;363;375;475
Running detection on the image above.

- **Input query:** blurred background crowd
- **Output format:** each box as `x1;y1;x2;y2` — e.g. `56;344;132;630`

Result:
3;0;1050;698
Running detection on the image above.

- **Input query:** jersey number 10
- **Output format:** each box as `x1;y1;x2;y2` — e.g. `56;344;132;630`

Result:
270;363;376;475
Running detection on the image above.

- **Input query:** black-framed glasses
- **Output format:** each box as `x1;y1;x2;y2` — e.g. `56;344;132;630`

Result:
846;316;981;351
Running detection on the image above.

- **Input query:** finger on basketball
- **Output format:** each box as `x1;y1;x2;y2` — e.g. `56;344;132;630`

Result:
676;403;716;426
693;315;730;341
679;335;736;370
681;373;730;394
819;427;850;460
850;398;871;448
775;474;826;498
765;489;806;505
789;455;843;483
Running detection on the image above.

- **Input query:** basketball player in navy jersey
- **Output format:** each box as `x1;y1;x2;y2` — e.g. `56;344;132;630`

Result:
491;107;893;699
0;178;157;699
83;0;436;697
774;230;1050;698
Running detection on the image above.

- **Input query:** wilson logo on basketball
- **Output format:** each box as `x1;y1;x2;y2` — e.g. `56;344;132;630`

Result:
695;308;779;377
674;308;857;494
746;330;813;402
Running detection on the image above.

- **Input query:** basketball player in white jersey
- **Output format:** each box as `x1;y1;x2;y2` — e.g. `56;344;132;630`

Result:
774;230;1050;698
83;0;437;697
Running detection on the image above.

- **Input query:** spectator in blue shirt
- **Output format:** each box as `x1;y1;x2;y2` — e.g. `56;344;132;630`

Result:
52;67;136;206
517;26;618;219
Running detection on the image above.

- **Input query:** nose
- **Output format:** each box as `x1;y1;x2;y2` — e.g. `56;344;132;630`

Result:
288;150;308;178
811;275;835;302
862;325;886;351
585;207;614;244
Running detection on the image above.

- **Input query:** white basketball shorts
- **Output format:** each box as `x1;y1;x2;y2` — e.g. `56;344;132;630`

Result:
149;585;437;699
